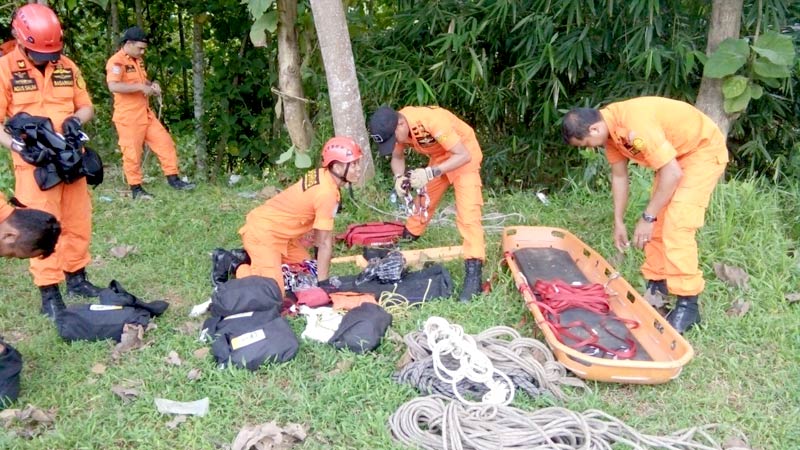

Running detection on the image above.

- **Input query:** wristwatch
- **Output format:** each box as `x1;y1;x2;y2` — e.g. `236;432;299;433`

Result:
641;212;657;223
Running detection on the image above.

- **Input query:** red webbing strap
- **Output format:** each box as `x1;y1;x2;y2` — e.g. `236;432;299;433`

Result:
519;278;639;359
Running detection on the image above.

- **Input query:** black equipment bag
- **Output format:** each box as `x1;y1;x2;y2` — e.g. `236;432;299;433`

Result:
81;146;104;187
210;276;283;317
0;341;22;407
211;316;299;370
98;280;169;317
56;304;151;342
328;303;392;354
327;264;453;304
201;310;280;340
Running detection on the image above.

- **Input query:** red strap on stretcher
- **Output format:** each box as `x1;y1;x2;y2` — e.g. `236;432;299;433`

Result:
522;279;640;359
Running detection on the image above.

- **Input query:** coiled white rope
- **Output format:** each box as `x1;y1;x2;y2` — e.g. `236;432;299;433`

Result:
423;317;516;406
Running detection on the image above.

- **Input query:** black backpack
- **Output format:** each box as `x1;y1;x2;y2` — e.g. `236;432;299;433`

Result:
211;316;299;370
210;276;284;317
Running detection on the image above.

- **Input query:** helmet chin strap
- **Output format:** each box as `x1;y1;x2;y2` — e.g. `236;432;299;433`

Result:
330;162;355;201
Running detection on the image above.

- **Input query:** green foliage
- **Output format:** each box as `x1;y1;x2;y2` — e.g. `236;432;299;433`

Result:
703;31;796;114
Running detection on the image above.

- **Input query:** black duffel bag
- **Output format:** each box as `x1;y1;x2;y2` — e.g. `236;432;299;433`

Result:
211;316;299;370
210;276;283;317
201;309;279;341
328;303;392;354
0;341;22;407
56;304;151;342
327;264;453;304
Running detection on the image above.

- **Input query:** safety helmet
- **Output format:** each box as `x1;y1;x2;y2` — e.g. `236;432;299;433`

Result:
11;4;63;62
322;137;363;167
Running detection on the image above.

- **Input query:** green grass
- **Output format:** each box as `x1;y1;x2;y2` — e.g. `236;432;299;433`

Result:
1;164;799;449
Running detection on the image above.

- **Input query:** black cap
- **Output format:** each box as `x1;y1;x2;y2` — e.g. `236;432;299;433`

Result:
121;26;148;44
368;106;399;156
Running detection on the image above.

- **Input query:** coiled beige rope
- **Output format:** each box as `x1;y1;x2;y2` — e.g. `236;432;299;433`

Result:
389;395;749;450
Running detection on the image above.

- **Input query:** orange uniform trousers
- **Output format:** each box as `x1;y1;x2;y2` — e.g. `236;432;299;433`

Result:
115;110;179;186
235;226;311;296
405;169;486;261
641;143;727;296
13;163;92;286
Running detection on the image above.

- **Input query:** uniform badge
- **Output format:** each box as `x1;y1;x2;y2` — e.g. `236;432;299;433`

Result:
632;137;645;152
111;65;121;75
16;60;26;69
302;169;321;191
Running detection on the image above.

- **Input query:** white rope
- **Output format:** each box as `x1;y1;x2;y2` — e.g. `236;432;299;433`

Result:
423;317;515;406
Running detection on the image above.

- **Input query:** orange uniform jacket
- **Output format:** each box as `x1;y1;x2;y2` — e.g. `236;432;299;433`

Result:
106;48;178;185
236;168;341;293
0;46;94;286
397;106;486;260
0;192;12;222
600;97;729;296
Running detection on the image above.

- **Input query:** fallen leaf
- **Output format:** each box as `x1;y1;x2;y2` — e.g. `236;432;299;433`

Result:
327;359;353;376
177;321;201;336
231;421;307;450
784;293;800;304
187;368;202;381
146;322;158;332
722;436;752;449
726;298;751;317
90;363;106;375
109;244;138;259
384;328;404;345
643;289;667;309
713;263;750;290
0;408;19;426
165;415;187;430
165;351;182;366
192;347;209;359
112;324;145;360
395;349;414;370
608;251;625;268
111;385;141;403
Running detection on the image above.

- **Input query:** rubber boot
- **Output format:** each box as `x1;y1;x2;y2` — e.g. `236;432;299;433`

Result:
65;268;102;297
39;284;66;321
131;184;154;200
666;295;701;334
167;175;196;190
459;259;483;302
401;227;419;242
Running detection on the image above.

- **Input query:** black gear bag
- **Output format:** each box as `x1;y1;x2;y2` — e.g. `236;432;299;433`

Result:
210;276;283;317
56;304;151;342
0;341;22;407
328;303;392;354
211;316;299;370
327;264;453;304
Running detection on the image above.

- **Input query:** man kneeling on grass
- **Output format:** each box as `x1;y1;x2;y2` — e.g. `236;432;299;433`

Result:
1;192;61;406
213;137;364;296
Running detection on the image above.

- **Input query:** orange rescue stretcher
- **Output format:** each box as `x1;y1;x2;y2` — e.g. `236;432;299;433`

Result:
503;226;694;384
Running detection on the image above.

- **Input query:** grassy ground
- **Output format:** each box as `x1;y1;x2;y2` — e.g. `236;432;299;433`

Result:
1;164;798;449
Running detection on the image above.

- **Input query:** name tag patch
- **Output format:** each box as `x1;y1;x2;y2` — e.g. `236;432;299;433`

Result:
230;329;266;350
52;67;74;87
11;71;37;92
125;65;136;73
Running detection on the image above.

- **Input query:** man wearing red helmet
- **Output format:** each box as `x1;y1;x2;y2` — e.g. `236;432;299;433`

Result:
0;4;101;320
232;137;364;295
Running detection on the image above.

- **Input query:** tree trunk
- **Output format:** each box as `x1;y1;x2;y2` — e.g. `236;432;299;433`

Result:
178;10;190;118
309;0;374;182
134;0;145;29
276;0;313;153
192;14;207;179
695;0;744;136
109;0;119;54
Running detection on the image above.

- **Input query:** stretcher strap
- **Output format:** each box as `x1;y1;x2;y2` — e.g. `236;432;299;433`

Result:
521;279;639;359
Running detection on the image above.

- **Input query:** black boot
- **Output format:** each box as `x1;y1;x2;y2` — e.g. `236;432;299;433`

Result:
167;175;196;190
131;184;154;200
666;295;701;334
459;259;483;302
65;268;102;297
401;227;419;242
39;284;65;321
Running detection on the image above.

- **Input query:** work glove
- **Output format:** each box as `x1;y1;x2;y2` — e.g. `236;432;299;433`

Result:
394;174;410;197
9;138;25;153
408;167;436;190
62;116;83;138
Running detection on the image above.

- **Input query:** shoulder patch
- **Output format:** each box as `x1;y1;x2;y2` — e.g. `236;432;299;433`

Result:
302;169;321;191
111;65;122;75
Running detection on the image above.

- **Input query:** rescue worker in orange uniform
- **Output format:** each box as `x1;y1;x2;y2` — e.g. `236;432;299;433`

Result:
232;137;364;295
106;26;195;200
562;96;729;334
0;4;104;320
1;192;61;259
368;105;486;302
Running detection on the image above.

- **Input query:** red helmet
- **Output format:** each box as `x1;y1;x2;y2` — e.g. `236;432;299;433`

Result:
12;4;63;62
322;137;363;167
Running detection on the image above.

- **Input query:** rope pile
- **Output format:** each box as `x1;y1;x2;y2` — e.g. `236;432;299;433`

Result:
389;395;749;450
395;324;588;402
